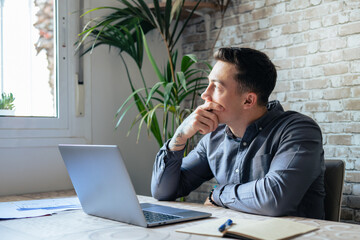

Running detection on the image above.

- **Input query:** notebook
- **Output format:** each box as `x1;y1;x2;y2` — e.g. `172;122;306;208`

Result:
58;144;211;227
177;217;319;239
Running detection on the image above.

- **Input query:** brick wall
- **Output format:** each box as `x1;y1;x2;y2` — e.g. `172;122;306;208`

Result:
181;0;360;223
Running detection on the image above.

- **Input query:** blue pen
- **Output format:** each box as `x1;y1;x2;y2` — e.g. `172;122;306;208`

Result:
218;219;233;232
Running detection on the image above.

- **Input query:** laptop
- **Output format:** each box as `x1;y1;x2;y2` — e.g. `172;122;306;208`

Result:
58;144;211;227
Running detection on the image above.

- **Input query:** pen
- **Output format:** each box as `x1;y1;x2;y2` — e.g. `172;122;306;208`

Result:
218;219;233;232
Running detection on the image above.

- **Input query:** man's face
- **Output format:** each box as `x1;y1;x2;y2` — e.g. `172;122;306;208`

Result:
201;60;247;125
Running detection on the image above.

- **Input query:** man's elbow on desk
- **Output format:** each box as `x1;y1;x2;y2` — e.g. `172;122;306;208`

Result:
151;186;177;201
257;205;290;217
257;198;294;217
226;201;291;217
217;187;295;217
152;193;173;201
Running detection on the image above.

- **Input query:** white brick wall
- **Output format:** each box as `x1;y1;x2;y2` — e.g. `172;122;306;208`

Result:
181;0;360;223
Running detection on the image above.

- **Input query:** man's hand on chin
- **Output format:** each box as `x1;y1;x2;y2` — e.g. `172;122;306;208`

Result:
168;101;223;151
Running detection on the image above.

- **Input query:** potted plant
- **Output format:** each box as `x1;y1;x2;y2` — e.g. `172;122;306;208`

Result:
0;92;15;116
77;0;211;150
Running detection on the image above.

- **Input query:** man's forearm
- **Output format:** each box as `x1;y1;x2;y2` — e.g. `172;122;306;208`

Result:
151;143;184;200
168;130;188;151
152;136;213;201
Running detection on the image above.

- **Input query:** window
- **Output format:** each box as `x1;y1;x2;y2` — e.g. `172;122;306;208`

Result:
0;0;57;117
0;0;88;147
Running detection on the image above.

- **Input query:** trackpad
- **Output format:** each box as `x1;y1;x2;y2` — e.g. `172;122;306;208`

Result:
141;203;185;214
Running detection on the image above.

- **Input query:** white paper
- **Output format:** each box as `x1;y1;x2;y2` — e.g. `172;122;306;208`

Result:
0;197;81;219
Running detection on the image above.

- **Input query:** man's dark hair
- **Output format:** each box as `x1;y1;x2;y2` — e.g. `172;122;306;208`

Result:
214;47;277;106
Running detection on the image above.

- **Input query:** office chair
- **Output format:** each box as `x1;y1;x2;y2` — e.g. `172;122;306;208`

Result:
324;160;345;221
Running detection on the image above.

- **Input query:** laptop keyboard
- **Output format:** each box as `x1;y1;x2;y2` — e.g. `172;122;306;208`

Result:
143;210;181;223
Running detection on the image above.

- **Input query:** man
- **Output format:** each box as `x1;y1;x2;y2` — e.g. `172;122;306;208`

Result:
151;47;325;219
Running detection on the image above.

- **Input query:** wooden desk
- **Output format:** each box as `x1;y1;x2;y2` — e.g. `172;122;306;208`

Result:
1;190;359;240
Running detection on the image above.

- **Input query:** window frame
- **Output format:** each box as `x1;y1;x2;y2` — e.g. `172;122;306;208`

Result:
0;0;89;147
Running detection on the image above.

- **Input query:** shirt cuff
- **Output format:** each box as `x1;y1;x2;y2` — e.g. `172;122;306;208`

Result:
163;139;186;161
212;185;225;207
213;184;240;208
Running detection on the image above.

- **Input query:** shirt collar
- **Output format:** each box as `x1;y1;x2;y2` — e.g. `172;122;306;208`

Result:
224;100;284;143
225;126;239;140
253;100;284;130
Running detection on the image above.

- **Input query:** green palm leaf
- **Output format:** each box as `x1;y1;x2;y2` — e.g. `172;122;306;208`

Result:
76;0;214;148
141;28;165;83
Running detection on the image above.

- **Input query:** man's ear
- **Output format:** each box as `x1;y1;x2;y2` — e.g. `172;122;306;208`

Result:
243;92;257;109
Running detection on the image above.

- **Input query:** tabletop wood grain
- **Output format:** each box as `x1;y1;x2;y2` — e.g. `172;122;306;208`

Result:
0;190;359;240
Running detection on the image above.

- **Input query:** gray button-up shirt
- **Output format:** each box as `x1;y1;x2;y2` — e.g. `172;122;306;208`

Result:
151;101;325;219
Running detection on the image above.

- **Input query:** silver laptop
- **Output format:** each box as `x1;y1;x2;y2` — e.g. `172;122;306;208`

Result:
58;144;211;227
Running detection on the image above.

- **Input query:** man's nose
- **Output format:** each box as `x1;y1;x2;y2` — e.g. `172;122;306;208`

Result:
201;86;211;101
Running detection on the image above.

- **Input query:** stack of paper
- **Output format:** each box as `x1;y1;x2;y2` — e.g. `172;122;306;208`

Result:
0;197;81;219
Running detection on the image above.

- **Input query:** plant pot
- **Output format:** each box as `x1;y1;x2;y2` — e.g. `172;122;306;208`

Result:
0;109;15;116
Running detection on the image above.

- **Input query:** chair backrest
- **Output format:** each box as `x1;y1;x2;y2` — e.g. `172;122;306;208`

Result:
324;160;345;221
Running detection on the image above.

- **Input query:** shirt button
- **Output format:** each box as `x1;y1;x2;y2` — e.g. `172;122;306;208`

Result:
242;142;247;146
235;169;239;173
259;127;263;131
